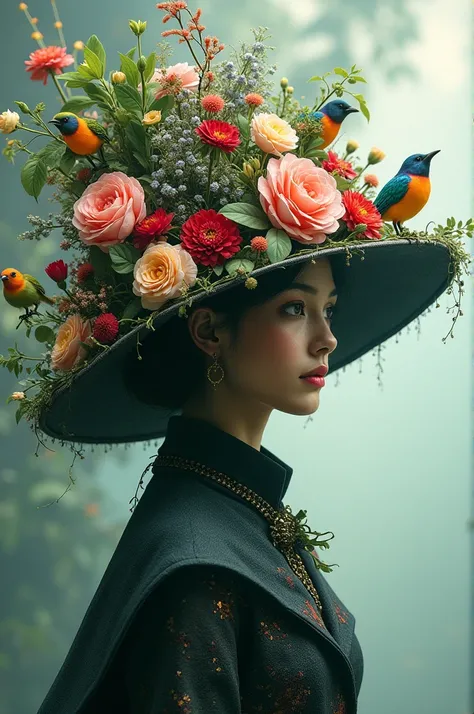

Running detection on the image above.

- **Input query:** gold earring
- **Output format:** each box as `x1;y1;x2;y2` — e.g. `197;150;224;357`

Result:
207;353;224;389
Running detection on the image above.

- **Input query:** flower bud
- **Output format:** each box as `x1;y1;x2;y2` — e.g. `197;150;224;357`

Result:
345;139;359;155
14;101;31;115
286;86;294;95
74;40;84;50
142;110;162;126
0;110;20;134
18;3;27;10
242;162;254;178
129;19;147;36
54;21;63;28
31;31;43;40
137;56;147;72
111;71;127;84
280;77;289;89
245;277;258;289
250;157;261;171
367;146;385;165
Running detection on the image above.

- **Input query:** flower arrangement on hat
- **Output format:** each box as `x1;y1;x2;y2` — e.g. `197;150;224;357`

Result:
0;1;472;444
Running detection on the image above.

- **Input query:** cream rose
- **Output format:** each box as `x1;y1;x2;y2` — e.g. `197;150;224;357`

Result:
72;171;146;253
132;242;198;310
251;112;298;157
0;109;20;134
51;314;93;372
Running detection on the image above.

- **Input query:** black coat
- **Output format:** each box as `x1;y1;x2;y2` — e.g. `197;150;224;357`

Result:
37;416;364;713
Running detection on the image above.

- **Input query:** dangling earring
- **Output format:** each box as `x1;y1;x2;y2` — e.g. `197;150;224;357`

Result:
207;352;224;389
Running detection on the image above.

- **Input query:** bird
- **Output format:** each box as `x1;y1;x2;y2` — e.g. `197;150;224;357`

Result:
301;100;359;149
48;112;110;161
1;268;56;329
374;151;440;235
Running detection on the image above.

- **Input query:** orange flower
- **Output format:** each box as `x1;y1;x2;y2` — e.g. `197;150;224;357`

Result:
51;314;93;371
24;45;74;85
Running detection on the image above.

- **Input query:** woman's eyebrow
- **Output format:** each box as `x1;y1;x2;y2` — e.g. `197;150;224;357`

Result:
287;282;338;298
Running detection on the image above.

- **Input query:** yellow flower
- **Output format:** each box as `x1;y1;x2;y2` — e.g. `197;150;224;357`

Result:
142;110;162;126
0;110;20;134
18;3;28;10
280;77;289;88
346;139;359;154
367;146;385;165
132;242;197;310
245;277;258;290
250;112;298;157
111;71;127;84
73;40;84;50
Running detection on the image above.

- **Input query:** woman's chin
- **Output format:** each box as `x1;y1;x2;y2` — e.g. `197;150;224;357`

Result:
276;393;321;417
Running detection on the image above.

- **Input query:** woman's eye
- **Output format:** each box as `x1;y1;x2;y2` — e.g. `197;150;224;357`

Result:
325;304;336;321
283;302;306;317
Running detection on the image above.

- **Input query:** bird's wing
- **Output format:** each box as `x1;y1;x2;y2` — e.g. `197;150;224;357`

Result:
310;110;324;121
374;174;411;216
83;118;111;143
23;274;47;298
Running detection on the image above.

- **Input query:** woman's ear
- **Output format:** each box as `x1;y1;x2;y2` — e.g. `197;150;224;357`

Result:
187;308;225;357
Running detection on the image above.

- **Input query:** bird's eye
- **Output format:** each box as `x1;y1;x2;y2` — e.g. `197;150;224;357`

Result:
416;156;422;161
64;118;68;123
10;272;16;277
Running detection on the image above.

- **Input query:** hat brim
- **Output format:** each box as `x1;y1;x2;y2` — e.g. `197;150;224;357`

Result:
38;238;452;444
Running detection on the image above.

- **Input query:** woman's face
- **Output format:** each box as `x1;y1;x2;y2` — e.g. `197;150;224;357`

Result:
220;258;338;417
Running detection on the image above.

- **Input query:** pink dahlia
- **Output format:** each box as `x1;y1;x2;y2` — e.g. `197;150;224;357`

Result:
258;153;345;244
180;209;242;267
24;46;74;85
342;191;383;240
322;151;357;180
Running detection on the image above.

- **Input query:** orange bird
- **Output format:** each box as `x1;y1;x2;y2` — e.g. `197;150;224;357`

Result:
304;100;359;149
48;112;110;157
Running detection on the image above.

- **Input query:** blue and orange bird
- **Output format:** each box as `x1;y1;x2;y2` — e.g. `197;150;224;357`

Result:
305;100;359;149
48;112;110;162
374;150;440;235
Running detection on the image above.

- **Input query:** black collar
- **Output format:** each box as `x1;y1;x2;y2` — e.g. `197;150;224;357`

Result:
154;415;293;509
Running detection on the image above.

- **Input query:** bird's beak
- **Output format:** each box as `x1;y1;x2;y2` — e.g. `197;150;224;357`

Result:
1;275;8;282
345;107;359;114
48;120;60;127
423;150;441;162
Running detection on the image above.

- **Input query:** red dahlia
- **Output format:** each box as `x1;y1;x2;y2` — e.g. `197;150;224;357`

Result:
92;313;120;344
322;151;357;180
180;209;242;267
195;119;241;153
132;208;175;251
342;191;383;240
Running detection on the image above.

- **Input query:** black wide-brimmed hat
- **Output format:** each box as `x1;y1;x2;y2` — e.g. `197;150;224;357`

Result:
36;236;461;445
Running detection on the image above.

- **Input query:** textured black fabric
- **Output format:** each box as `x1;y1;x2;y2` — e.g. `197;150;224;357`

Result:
37;416;364;713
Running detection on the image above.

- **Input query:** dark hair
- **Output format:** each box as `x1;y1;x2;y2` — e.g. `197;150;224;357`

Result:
124;254;346;409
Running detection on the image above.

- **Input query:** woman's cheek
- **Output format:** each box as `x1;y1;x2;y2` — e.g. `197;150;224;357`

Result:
254;325;300;363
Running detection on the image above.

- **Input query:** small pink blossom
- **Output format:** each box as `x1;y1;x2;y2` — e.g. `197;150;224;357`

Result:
149;62;199;101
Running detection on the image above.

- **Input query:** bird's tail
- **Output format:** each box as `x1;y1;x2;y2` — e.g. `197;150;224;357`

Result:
41;294;56;306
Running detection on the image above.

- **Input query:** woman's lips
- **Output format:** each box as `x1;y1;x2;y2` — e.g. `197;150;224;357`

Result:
300;376;325;388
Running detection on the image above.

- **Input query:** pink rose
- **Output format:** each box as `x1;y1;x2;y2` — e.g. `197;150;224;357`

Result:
72;171;146;253
258;153;345;244
150;62;200;101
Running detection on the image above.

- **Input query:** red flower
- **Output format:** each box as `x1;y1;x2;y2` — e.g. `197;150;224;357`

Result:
45;259;68;283
180;209;242;267
92;313;120;344
195;120;240;153
24;46;74;86
76;262;94;283
132;208;175;251
322;151;357;180
342;191;383;240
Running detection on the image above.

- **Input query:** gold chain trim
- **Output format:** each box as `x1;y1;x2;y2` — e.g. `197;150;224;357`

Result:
155;453;326;614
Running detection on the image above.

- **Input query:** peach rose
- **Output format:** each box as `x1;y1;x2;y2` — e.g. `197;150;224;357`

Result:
72;171;146;253
0;109;20;134
132;242;198;310
150;62;200;101
51;314;93;372
250;112;298;157
258;153;345;244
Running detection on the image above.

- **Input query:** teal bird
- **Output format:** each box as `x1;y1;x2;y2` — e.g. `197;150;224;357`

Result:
374;151;440;235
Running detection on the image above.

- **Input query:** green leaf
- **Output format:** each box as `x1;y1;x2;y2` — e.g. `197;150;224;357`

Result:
147;94;175;117
122;296;143;319
126;120;147;150
265;229;292;263
83;82;114;109
350;76;367;83
334;175;354;191
59;148;77;175
308;75;323;82
109;243;141;274
36;140;68;170
77;63;97;81
213;264;224;276
86;35;106;74
114;84;143;114
35;325;55;344
218;202;270;230
59;95;96;114
89;245;111;278
225;258;255;276
56;71;91;88
334;67;349;77
351;93;370;121
20;154;48;199
143;51;157;83
119;52;140;88
235;114;250;136
83;46;104;79
125;47;137;60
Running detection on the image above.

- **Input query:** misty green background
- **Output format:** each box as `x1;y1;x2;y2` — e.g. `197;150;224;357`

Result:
0;0;472;712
